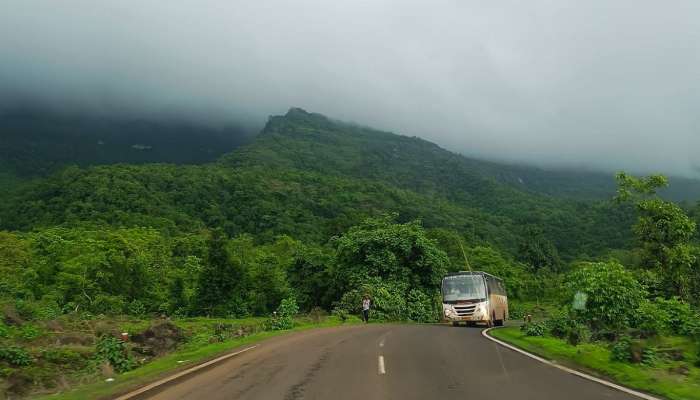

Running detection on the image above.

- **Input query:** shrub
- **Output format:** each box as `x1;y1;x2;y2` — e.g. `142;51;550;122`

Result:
656;297;699;336
335;281;408;321
567;261;645;332
269;297;299;330
91;295;126;315
566;322;592;346
13;300;37;321
128;300;146;317
17;324;43;341
641;347;659;366
41;348;90;369
611;336;633;362
332;307;348;323
633;300;671;337
406;289;438;323
521;322;546;337
95;336;134;373
547;311;574;339
0;345;33;366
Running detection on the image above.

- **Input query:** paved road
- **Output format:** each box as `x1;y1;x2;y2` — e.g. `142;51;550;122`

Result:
142;324;641;400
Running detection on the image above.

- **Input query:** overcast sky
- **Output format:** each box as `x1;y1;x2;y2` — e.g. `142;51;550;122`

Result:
2;1;699;176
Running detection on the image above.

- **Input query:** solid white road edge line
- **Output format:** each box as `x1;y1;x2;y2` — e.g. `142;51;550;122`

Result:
378;355;386;375
114;345;259;400
482;328;662;400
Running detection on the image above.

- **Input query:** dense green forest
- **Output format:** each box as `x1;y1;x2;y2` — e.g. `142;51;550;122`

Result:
2;108;700;320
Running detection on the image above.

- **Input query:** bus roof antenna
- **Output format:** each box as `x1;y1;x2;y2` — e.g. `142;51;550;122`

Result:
458;239;472;272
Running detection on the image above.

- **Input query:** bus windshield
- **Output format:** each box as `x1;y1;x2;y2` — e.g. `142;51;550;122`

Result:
442;274;486;301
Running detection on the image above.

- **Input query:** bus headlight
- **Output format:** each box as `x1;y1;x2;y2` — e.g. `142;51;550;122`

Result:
443;305;455;317
473;303;487;318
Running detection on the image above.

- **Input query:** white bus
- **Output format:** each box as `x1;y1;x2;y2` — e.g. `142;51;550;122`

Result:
441;271;508;327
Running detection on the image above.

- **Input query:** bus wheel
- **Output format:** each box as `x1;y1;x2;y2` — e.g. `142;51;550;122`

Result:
452;321;460;327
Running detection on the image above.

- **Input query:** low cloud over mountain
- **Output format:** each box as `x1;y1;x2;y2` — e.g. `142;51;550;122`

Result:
2;1;699;176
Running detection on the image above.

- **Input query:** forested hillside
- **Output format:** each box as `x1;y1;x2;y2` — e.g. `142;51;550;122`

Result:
2;108;637;261
3;108;700;398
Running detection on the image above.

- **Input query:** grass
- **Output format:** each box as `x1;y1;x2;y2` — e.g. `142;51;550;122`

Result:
33;315;360;400
490;326;700;400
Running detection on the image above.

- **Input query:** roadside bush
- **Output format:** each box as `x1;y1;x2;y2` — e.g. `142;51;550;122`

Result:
641;347;659;366
565;322;592;346
95;336;134;373
567;261;645;332
611;336;633;362
269;297;299;330
547;310;575;339
406;289;438;323
332;307;348;323
335;281;409;321
521;321;546;337
0;345;33;366
633;300;671;337
656;297;699;336
508;302;527;320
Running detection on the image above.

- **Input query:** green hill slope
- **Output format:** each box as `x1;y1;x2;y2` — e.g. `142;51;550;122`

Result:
1;108;636;261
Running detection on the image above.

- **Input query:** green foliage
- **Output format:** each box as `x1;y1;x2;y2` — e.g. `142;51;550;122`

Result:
565;322;592;346
406;289;438;322
610;336;633;362
655;297;700;336
332;307;348;322
194;229;245;316
521;321;546;337
95;335;134;373
517;226;562;272
633;300;671;337
128;300;146;317
616;173;698;301
41;347;91;369
641;347;659;366
269;297;299;330
567;261;646;332
0;345;33;366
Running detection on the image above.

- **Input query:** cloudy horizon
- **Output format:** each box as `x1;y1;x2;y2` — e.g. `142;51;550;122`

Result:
2;0;699;177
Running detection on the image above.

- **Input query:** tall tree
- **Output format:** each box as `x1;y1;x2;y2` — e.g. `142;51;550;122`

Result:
195;229;243;316
615;172;697;299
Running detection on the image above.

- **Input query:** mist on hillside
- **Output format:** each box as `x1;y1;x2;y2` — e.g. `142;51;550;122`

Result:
2;1;700;176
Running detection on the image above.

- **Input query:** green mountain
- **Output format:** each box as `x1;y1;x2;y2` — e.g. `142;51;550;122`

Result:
1;108;639;262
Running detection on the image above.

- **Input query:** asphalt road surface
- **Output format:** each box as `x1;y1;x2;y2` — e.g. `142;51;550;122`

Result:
142;324;642;400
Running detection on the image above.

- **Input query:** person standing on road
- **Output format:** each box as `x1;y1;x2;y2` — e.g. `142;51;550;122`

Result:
362;295;371;323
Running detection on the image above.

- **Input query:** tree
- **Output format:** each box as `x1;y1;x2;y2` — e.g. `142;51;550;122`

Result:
615;172;697;299
331;215;448;321
567;261;646;332
195;229;244;316
517;225;562;272
333;215;449;295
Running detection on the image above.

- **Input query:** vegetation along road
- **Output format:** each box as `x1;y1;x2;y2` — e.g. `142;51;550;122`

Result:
138;324;639;400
